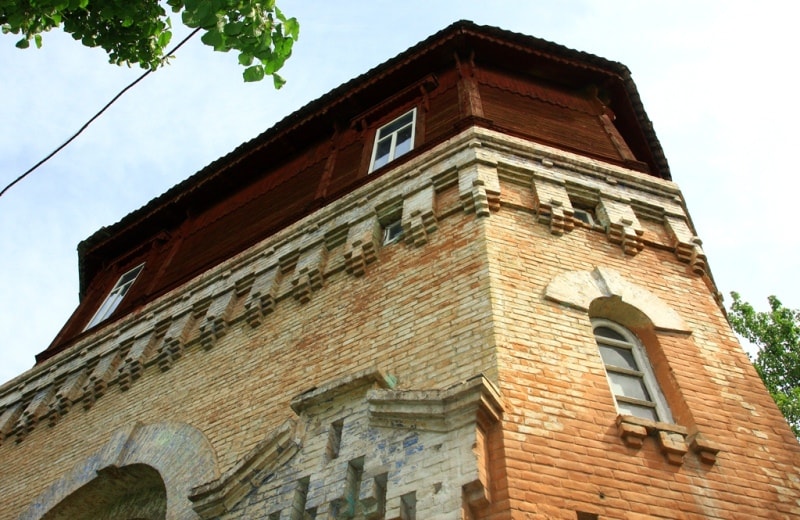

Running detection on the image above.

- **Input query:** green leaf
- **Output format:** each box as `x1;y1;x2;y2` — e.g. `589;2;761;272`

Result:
243;64;265;82
184;0;202;13
272;72;286;89
224;21;244;36
3;0;295;87
284;17;299;40
201;28;225;50
158;30;172;49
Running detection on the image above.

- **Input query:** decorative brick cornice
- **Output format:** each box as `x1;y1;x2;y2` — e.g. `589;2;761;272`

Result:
367;374;504;432
0;127;705;445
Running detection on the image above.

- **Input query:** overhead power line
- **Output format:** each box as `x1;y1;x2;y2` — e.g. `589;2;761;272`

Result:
0;28;201;199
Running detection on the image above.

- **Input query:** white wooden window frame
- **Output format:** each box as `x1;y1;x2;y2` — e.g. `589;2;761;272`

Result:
592;319;673;423
369;108;417;172
84;263;145;330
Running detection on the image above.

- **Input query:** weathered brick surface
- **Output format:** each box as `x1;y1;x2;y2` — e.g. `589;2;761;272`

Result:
484;200;800;518
1;128;798;518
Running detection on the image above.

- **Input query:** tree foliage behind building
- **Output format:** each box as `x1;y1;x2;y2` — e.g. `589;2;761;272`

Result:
1;0;298;86
729;292;800;437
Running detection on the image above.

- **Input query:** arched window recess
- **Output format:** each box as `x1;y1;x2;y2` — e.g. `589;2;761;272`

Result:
592;319;673;424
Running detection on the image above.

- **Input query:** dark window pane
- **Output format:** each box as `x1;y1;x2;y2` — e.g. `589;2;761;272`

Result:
373;137;392;169
599;345;637;370
379;111;414;137
594;326;627;342
608;372;651;401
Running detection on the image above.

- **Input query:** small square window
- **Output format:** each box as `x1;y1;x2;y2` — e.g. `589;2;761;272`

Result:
84;263;144;330
383;221;404;245
573;208;594;226
369;109;417;172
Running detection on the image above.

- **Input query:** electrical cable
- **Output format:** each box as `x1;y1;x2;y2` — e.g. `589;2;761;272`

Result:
0;27;201;199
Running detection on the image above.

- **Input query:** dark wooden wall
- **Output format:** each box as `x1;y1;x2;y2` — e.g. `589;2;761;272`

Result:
42;58;641;360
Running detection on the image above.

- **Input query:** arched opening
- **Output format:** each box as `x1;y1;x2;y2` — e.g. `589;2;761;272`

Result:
41;464;166;520
591;318;673;423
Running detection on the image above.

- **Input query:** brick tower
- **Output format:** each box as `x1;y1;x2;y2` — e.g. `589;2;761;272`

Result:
1;22;798;519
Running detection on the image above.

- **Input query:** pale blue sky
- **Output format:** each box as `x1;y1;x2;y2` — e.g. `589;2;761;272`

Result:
2;1;798;384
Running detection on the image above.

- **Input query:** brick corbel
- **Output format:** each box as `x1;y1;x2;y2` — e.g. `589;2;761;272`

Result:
459;162;500;217
153;310;194;370
688;432;721;464
291;368;397;415
82;351;123;410
402;184;438;247
47;369;87;426
367;375;503;432
14;386;54;442
244;266;280;327
0;401;22;445
291;242;328;303
597;197;644;255
664;215;707;275
343;217;380;277
118;335;155;391
198;289;237;351
616;415;689;465
532;176;574;236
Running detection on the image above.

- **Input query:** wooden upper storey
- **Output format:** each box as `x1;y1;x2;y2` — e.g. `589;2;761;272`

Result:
39;21;670;362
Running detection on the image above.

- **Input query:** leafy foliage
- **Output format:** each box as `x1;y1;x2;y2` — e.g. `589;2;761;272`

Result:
729;292;800;437
0;0;298;86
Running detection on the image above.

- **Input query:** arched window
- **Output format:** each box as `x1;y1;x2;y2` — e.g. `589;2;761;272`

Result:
593;319;673;423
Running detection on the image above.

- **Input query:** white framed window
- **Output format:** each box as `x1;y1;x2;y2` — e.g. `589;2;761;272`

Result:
369;108;416;172
84;263;144;330
592;319;673;423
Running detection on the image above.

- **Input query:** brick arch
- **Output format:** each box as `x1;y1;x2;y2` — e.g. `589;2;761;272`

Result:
544;266;689;333
21;422;218;520
41;463;167;520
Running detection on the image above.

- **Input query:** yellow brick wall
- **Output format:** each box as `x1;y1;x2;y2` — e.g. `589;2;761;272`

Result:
2;128;798;518
0;201;498;517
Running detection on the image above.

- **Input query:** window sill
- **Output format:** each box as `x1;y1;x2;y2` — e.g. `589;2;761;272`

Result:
615;415;720;465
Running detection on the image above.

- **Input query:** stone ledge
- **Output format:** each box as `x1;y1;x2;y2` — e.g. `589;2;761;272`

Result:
616;415;718;466
367;374;504;433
